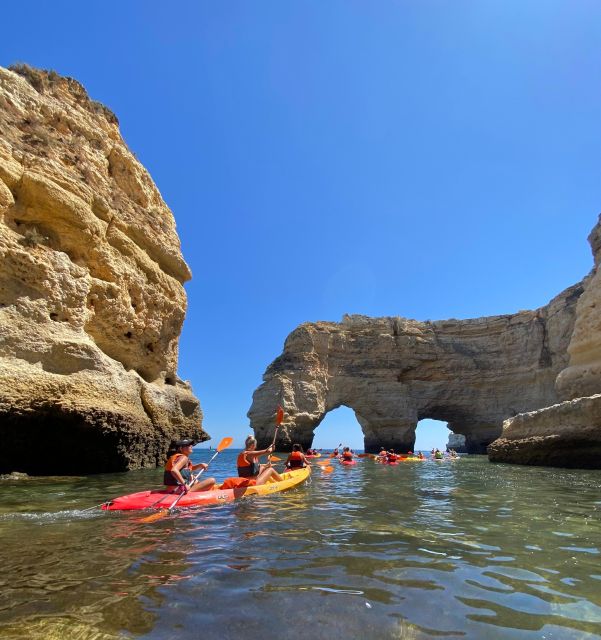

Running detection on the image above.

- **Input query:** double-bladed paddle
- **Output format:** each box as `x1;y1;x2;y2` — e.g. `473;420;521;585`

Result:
141;436;233;523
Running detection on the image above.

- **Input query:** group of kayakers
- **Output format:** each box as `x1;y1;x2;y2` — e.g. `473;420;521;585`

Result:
164;437;315;494
164;437;462;495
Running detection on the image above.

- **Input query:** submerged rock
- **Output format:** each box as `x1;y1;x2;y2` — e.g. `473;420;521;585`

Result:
0;65;207;474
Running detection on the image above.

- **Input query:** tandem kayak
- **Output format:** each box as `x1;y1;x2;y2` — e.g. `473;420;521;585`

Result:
102;467;311;511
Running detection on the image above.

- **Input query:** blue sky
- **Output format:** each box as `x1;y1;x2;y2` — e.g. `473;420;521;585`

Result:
2;2;599;450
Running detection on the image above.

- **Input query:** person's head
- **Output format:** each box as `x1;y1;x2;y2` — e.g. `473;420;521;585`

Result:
171;438;195;456
389;449;395;454
292;443;303;452
408;451;413;455
343;447;350;452
245;435;257;450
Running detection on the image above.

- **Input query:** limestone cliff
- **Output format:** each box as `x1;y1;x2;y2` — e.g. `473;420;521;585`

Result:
488;215;601;467
0;65;206;474
248;283;582;454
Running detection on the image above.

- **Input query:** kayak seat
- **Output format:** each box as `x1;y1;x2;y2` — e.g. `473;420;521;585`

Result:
220;477;257;490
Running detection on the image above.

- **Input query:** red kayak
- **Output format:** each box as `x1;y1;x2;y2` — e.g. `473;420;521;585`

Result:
101;467;311;511
340;459;357;466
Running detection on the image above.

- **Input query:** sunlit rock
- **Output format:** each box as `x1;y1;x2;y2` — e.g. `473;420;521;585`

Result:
0;65;206;474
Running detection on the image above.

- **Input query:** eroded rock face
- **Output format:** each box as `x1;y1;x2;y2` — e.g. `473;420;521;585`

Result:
249;284;582;454
489;215;601;467
0;65;206;474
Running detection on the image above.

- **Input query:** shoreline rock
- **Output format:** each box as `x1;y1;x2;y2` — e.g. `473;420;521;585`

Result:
0;65;207;474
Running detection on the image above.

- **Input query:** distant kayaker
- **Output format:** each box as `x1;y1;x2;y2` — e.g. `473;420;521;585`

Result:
377;447;388;463
341;447;355;462
387;449;398;463
164;439;216;493
285;443;310;470
237;436;283;485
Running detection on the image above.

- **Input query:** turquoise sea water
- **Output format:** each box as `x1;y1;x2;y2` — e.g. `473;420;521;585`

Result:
1;451;600;639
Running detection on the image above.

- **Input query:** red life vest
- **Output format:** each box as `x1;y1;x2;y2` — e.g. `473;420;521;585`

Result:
237;452;260;478
342;452;353;461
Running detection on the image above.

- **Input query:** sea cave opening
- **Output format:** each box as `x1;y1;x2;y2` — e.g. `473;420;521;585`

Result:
312;405;364;452
414;418;451;453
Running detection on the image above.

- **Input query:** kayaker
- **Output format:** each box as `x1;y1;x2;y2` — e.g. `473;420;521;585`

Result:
237;436;283;485
164;439;216;493
377;447;388;463
387;449;398;463
341;447;354;462
434;448;444;460
285;443;310;470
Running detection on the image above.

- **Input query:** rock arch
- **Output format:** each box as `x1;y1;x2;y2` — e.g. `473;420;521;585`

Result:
248;283;583;454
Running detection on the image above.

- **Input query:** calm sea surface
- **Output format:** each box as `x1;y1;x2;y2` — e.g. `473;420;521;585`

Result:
1;451;600;639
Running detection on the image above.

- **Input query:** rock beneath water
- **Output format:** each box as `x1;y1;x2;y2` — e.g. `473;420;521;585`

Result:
248;283;582;454
0;65;206;474
0;471;29;480
489;215;601;468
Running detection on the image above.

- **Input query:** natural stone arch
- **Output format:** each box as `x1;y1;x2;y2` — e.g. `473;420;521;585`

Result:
249;283;583;454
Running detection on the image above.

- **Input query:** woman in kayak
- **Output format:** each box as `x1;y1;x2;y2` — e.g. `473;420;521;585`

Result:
237;436;283;485
377;447;388;463
285;444;310;470
164;439;216;493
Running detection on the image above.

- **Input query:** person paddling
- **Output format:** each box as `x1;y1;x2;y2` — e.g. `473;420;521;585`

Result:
341;447;355;462
237;436;283;485
164;439;216;493
285;443;310;470
387;449;398;463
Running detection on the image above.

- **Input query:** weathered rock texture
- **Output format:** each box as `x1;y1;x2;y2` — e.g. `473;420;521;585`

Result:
489;216;601;467
0;65;206;474
249;283;583;454
446;433;467;453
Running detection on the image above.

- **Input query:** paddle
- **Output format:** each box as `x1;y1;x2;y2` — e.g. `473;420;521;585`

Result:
268;405;284;462
322;465;334;473
141;436;233;523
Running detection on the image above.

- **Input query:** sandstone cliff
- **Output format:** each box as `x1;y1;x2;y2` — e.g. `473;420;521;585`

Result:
248;283;582;454
0;65;206;474
488;215;601;467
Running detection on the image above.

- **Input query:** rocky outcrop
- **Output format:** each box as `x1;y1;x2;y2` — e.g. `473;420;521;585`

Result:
489;215;601;467
446;433;467;453
248;283;582;454
0;65;206;474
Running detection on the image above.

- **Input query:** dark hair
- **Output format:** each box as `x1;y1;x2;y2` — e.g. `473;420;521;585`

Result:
292;443;303;452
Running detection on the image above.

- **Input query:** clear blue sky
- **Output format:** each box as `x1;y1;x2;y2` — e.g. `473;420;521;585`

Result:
2;2;600;450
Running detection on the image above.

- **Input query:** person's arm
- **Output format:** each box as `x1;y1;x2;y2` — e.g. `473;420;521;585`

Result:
245;445;274;459
191;462;209;472
171;455;189;486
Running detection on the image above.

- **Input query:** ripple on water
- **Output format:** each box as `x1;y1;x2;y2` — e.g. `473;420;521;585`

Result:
1;454;601;639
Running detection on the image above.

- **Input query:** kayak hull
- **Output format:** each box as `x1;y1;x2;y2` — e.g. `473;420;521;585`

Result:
340;460;357;466
102;467;311;511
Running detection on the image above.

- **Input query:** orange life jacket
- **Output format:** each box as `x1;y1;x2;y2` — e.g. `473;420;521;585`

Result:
165;454;192;472
342;452;353;461
237;452;260;478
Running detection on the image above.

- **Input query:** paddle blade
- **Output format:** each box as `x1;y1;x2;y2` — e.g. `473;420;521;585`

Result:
217;437;234;452
276;405;284;425
357;453;371;458
317;460;331;466
322;465;334;473
269;455;282;461
140;508;169;523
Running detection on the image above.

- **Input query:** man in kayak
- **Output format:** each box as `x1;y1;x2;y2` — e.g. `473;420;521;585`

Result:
387;449;398;463
164;439;216;493
377;447;388;463
237;436;283;485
